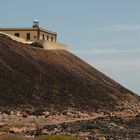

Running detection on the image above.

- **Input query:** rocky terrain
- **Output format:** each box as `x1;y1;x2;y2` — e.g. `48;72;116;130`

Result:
30;115;140;140
0;34;140;139
0;113;140;139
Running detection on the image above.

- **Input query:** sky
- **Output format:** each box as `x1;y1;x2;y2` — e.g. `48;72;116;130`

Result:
0;0;140;94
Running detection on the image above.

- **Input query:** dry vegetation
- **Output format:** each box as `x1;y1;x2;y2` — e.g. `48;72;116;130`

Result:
0;135;77;140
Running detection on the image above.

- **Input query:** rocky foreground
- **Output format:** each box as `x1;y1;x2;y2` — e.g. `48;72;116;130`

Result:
0;112;140;140
33;115;140;140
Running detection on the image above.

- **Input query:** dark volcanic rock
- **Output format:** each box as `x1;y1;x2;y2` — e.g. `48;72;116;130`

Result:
126;113;140;128
27;116;140;140
0;34;140;114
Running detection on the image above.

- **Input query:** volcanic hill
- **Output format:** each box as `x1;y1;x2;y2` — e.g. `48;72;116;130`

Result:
0;34;140;115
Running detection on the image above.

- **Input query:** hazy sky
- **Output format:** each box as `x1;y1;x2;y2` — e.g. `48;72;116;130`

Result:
0;0;140;94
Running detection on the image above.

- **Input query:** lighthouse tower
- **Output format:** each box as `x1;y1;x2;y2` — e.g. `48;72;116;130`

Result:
33;20;39;28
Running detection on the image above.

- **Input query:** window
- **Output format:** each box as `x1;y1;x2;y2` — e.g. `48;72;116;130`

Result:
51;36;53;42
15;33;20;37
26;33;30;40
34;35;36;39
54;37;57;42
47;35;49;40
43;34;45;40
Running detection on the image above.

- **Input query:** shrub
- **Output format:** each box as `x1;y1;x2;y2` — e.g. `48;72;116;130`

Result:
36;135;77;140
0;135;29;140
0;135;77;140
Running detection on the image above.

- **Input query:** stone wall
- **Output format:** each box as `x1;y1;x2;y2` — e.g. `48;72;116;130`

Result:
34;40;67;51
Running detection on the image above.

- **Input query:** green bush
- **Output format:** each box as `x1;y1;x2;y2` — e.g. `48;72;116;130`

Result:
0;135;30;140
36;135;77;140
0;135;77;140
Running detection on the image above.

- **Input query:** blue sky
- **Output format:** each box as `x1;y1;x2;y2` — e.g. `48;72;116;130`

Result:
0;0;140;94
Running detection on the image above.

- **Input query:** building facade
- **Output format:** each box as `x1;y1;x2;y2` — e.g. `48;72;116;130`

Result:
0;21;57;42
0;21;67;50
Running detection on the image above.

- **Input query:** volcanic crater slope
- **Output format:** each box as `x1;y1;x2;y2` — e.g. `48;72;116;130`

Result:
0;34;139;114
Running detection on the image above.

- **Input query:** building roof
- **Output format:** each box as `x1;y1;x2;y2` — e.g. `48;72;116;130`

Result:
0;27;57;36
39;28;57;36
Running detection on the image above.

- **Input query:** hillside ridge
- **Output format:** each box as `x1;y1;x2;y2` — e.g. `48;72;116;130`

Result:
0;34;139;115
